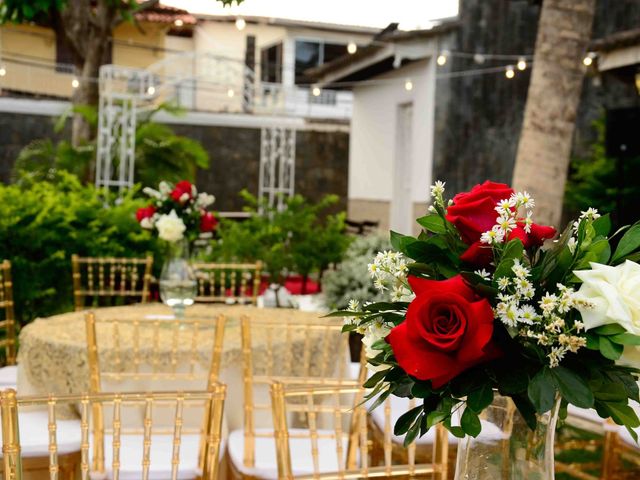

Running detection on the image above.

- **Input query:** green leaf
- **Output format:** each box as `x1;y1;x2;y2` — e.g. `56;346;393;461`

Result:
593;382;628;402
502;239;524;260
389;230;416;254
585;332;600;350
599;336;624;360
416;214;447;234
461;408;482;437
411;382;432;398
593;324;627;336
528;368;557;413
592;214;612;237
610;333;640;346
611;223;640;264
626;426;639;444
512;394;538;430
467;384;494;413
394;405;423;436
403;417;422;447
601;401;640;428
550;366;594;408
363;370;388;389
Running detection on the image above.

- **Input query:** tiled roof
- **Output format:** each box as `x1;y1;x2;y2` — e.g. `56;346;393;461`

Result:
134;3;196;26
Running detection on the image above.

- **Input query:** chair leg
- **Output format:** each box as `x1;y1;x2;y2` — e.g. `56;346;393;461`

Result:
601;430;618;480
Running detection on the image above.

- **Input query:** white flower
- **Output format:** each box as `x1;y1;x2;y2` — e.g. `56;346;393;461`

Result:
142;187;162;199
348;299;360;311
430;180;446;197
539;293;558;312
179;192;190;203
475;269;491;280
574;261;640;335
523;212;533;234
155;210;186;242
428;205;437;213
481;227;504;245
495;198;514;216
580;208;600;221
362;321;392;371
512;259;530;279
196;193;216;208
513;191;535;210
567;237;577;254
518;305;538;324
140;217;154;229
496;215;517;234
373;279;387;291
497;277;511;290
159;181;172;196
548;346;567;368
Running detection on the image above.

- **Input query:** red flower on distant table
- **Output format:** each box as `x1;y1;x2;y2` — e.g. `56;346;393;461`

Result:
386;275;501;389
445;181;556;265
200;211;218;233
171;180;194;203
135;205;155;223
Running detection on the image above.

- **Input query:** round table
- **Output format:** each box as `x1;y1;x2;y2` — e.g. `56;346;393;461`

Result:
17;303;327;427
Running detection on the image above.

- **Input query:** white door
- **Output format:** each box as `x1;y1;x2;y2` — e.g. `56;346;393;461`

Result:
391;102;414;234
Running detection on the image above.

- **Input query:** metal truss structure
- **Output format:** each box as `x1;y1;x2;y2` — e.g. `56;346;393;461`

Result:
96;52;298;208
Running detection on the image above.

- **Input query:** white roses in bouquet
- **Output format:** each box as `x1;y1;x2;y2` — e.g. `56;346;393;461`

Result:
155;210;187;242
575;261;640;335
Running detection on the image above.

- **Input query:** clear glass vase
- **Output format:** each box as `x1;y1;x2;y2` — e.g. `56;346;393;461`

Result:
454;393;560;480
159;239;197;319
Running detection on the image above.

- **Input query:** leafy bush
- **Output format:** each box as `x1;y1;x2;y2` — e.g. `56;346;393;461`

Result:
322;234;391;309
212;191;351;289
0;173;161;323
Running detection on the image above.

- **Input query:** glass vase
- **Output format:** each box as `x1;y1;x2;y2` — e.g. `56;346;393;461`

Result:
159;239;197;319
454;393;560;480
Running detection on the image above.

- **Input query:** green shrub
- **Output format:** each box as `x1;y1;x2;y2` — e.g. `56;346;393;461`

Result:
0;173;160;323
322;234;391;310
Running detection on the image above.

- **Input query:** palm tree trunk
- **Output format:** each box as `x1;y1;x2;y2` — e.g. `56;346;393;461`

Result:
512;0;597;227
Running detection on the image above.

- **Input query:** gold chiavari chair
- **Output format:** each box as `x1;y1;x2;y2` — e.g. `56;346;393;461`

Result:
72;255;154;311
226;316;354;479
0;261;17;389
85;312;227;478
192;262;263;305
600;412;640;479
270;382;450;480
0;387;226;480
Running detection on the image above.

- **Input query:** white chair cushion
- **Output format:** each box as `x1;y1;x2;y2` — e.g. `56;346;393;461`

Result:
227;428;347;479
0;410;82;457
97;434;203;480
0;365;18;388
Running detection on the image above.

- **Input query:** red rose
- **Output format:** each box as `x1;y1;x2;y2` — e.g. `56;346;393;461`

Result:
171;180;194;203
200;211;218;232
386;275;501;389
136;205;155;222
445;181;556;265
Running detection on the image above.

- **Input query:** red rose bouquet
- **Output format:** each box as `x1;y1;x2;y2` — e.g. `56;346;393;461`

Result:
136;180;218;243
333;180;640;444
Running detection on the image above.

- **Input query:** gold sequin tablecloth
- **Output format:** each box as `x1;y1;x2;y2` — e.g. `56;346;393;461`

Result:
16;303;327;427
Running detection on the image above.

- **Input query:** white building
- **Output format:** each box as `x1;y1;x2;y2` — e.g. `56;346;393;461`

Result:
311;24;457;234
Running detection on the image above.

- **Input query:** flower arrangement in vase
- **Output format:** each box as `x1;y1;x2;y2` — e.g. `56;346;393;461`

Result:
333;180;640;479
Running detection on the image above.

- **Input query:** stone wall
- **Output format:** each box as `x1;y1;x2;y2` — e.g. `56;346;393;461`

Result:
0;113;350;213
432;0;640;195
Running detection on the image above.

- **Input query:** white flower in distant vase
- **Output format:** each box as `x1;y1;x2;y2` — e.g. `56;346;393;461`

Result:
196;192;216;208
574;261;640;335
158;181;171;197
156;210;186;242
140;217;154;229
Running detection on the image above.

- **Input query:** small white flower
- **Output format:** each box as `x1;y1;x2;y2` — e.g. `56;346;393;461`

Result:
373;279;387;291
514;191;535;210
196;193;216;208
512;259;530;279
140;217;154;229
142;187;162;199
430;180;446;197
548;346;567;368
524;212;534;234
367;263;379;277
518;305;538;324
475;269;491;280
159;181;171;196
567;237;577;254
348;299;360;311
179;192;190;203
579;208;600;221
496;215;517;233
428;205;437;213
481;227;504;245
539;293;558;312
155;210;186;242
497;277;511;290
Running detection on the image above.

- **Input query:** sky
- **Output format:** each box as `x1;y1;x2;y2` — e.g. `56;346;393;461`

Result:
164;0;459;30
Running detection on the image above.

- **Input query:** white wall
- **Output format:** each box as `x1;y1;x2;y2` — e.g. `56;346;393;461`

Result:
349;58;437;233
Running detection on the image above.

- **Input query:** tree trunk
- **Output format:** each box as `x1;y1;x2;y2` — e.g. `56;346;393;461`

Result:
512;0;597;227
71;39;103;147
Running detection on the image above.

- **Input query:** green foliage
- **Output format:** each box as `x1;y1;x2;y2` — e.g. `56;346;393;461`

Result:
212;191;350;286
0;173;161;323
12;105;209;188
322;234;391;310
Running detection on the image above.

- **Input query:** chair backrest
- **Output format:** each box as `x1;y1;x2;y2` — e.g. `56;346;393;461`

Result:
192;261;262;305
0;261;16;366
240;315;354;469
0;387;226;480
72;255;154;311
270;383;450;479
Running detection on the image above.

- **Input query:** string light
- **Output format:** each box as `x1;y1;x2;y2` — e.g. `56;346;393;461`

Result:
517;57;527;71
473;53;485;64
235;18;246;31
505;66;515;79
404;79;413;91
174;19;184;27
0;66;6;77
147;86;155;95
227;88;235;98
312;86;321;97
436;51;448;66
71;78;79;88
583;52;596;66
347;42;357;55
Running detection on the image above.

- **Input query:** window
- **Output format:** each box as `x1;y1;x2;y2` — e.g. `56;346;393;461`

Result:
260;42;283;83
294;40;346;85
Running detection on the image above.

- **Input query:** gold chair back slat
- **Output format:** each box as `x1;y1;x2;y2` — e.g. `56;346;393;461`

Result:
0;260;17;366
239;315;355;470
193;261;262;305
0;388;226;480
270;383;450;480
72;255;153;311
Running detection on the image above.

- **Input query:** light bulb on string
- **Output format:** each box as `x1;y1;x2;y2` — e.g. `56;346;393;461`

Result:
436;51;448;66
71;78;80;88
174;19;184;27
235;18;246;31
347;42;357;55
312;86;321;97
583;52;596;66
147;85;155;95
517;57;527;71
0;66;6;77
227;88;235;98
505;66;515;79
473;53;485;64
404;79;413;91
